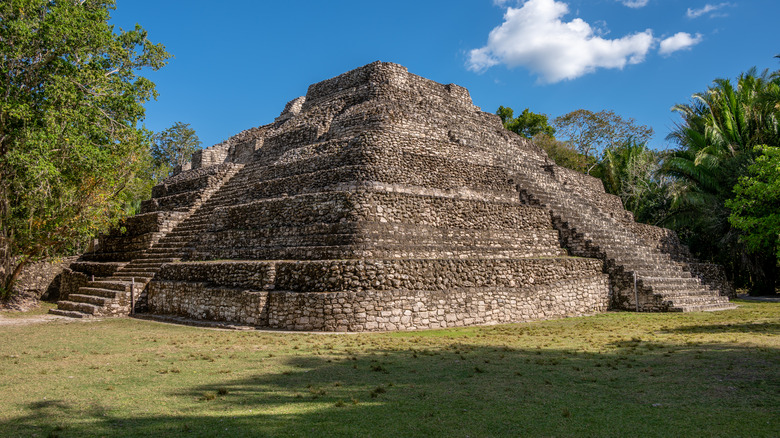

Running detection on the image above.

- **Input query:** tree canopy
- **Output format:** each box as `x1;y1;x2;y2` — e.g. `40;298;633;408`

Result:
151;121;201;175
553;109;653;174
496;106;555;139
0;0;170;298
727;146;780;260
661;67;779;294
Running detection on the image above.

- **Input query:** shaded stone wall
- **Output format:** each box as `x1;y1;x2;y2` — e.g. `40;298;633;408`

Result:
7;257;78;303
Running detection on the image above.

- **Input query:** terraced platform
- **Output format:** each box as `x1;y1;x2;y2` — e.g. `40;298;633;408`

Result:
52;62;735;329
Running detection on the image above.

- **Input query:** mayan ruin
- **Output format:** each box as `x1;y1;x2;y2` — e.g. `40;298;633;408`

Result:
50;61;737;331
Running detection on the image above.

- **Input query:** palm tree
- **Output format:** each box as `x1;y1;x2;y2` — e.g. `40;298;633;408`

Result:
595;139;669;224
660;68;780;294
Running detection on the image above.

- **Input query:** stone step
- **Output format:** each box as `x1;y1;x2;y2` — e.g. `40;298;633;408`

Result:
156;236;190;243
641;276;705;287
151;244;187;250
672;302;738;312
172;226;209;233
126;261;168;269
143;248;182;255
653;287;723;298
119;265;163;272
647;285;713;296
612;257;681;271
134;257;178;263
665;296;731;306
112;275;154;282
56;300;101;315
78;287;124;299
607;262;688;279
87;280;129;292
115;271;159;279
49;308;90;318
68;293;114;306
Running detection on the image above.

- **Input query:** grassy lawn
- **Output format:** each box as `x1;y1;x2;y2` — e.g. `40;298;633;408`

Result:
0;300;778;437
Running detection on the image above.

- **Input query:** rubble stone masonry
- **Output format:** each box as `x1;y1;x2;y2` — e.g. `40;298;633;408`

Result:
52;61;735;328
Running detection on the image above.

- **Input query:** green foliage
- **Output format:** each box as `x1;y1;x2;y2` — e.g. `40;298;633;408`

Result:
553;109;653;174
532;133;589;173
592;140;671;225
496;106;555;139
661;67;780;294
151;121;201;178
727;146;780;259
0;0;170;297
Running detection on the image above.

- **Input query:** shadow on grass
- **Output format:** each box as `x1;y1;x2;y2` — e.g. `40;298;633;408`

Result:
5;340;779;438
662;322;780;335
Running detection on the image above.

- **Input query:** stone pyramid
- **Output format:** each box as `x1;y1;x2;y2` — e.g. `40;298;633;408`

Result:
51;61;735;330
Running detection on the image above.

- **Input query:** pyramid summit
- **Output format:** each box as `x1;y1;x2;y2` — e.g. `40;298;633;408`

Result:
52;61;736;330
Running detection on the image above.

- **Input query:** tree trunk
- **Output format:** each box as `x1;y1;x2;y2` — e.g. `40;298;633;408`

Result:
749;252;778;296
1;254;28;301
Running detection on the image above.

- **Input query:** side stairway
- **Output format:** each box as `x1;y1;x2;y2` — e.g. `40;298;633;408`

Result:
50;164;245;318
509;160;736;312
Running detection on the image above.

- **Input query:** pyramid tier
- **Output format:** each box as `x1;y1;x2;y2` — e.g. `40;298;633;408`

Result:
187;189;564;261
147;257;609;331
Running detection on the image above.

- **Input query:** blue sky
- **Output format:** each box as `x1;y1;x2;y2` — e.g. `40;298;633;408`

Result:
111;0;779;151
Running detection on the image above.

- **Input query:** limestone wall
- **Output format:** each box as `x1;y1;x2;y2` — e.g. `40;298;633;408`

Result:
95;60;734;328
182;126;268;174
148;258;609;331
5;257;78;303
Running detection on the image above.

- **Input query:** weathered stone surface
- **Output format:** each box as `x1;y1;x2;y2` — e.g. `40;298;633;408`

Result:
1;257;78;308
52;61;735;327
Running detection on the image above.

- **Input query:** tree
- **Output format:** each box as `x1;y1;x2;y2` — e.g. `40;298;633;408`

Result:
151;121;201;176
0;0;170;298
660;67;779;294
553;109;653;174
592;139;671;225
532;133;589;173
496;106;555;139
727;145;780;267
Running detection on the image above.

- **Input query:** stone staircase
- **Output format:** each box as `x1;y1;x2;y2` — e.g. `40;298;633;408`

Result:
50;164;245;318
509;159;735;312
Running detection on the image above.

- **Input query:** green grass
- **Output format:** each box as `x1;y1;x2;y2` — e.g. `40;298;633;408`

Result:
1;300;778;437
0;302;57;318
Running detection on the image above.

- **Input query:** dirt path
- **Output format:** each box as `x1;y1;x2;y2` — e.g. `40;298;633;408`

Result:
0;313;80;326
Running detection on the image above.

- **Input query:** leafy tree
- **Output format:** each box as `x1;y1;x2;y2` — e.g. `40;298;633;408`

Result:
661;67;779;294
0;0;170;298
151;121;201;177
532;133;588;173
495;106;585;171
727;145;780;262
497;106;555;139
553;109;653;174
592;139;671;225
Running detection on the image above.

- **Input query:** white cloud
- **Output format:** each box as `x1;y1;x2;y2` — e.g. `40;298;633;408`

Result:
659;32;703;55
620;0;649;8
686;3;731;18
468;0;654;83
